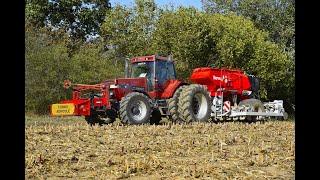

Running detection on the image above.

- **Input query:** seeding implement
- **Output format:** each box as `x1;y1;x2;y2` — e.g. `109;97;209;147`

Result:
50;55;287;125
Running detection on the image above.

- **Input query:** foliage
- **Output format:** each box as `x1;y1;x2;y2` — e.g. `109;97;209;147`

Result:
202;0;295;56
206;13;293;101
26;0;111;41
151;8;213;78
101;5;132;58
101;0;159;58
25;25;122;114
25;25;71;114
69;43;122;84
150;8;293;104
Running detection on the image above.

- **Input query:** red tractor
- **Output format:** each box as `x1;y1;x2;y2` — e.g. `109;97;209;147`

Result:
51;54;287;124
51;55;188;125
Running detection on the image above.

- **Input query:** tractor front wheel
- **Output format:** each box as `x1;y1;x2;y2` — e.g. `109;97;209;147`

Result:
119;92;152;125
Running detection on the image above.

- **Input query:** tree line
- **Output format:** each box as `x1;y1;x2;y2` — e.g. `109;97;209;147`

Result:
25;0;295;114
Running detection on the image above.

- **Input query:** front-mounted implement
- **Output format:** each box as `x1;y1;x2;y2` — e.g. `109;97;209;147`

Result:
51;80;117;125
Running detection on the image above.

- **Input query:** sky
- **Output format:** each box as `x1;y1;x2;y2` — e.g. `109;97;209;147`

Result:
109;0;203;10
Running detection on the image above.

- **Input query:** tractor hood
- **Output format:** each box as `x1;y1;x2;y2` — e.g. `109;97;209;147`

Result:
104;77;148;101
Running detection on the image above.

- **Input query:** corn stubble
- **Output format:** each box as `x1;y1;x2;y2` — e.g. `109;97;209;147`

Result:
26;118;294;179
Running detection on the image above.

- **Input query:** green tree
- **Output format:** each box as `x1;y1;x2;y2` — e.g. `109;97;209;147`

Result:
151;8;293;107
25;25;72;114
25;23;123;114
130;0;158;55
151;7;213;78
69;42;123;85
101;5;133;58
26;0;111;41
202;0;295;55
101;0;159;58
25;0;50;27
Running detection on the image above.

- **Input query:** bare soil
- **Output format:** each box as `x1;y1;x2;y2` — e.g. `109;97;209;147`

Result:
25;116;295;179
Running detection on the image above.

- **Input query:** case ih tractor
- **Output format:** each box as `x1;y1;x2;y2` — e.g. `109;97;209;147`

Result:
50;54;287;125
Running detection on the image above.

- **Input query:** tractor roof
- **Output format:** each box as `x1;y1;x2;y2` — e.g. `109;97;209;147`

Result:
130;55;171;63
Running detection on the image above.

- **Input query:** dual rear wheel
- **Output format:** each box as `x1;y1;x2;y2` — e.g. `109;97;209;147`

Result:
167;84;212;123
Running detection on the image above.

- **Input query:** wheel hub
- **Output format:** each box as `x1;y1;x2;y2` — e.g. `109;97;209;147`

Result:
130;100;147;122
193;97;200;115
132;106;141;115
192;93;208;119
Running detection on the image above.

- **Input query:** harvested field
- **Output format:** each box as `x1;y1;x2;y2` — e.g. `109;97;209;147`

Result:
25;116;295;179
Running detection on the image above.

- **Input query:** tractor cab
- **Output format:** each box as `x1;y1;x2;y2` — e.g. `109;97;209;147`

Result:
127;55;177;93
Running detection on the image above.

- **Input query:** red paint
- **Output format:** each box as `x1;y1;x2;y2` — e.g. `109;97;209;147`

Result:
190;67;251;100
55;81;113;116
60;99;91;116
160;80;184;99
113;77;148;100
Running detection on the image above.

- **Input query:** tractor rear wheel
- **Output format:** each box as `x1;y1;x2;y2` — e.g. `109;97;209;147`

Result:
238;98;265;122
167;85;187;123
178;84;212;123
119;92;152;125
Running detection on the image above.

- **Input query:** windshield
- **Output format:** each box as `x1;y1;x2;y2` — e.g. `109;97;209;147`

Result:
131;62;154;78
130;61;155;91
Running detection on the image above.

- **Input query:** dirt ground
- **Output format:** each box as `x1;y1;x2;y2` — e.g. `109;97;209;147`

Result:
25;116;295;179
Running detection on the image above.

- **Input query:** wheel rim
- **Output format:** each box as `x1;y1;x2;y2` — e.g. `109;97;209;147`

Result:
192;93;208;119
130;100;147;122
